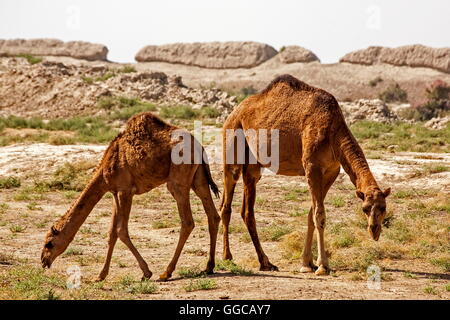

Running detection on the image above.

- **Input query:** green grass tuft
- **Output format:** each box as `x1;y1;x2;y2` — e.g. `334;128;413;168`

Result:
184;278;217;292
0;176;21;189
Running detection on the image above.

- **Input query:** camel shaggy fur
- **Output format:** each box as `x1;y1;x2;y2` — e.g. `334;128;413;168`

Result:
41;112;221;281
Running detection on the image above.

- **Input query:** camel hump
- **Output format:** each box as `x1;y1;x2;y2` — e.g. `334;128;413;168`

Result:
260;74;313;94
126;111;169;131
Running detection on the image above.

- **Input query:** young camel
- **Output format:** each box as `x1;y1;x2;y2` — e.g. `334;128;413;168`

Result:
220;74;391;275
41;112;221;281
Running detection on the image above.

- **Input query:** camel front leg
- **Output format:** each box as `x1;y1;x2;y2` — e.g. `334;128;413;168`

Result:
160;182;194;281
305;164;329;276
96;193;119;281
116;191;152;280
313;203;329;275
300;206;317;273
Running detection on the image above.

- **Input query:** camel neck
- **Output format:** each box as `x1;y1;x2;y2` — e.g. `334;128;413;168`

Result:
54;171;107;244
335;126;379;192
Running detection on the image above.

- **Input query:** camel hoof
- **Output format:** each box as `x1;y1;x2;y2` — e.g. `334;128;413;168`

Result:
95;272;107;282
141;271;153;281
204;268;215;275
315;265;330;276
300;266;315;273
159;272;171;281
223;252;233;261
260;263;278;271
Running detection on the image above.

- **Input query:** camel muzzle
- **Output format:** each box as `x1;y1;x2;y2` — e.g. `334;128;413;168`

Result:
369;225;381;241
41;252;52;269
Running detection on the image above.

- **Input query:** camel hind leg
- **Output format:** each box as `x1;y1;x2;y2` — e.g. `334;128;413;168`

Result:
160;164;197;281
192;165;221;274
241;164;278;271
219;164;241;260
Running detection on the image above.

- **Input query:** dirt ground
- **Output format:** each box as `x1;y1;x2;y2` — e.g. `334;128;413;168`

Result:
0;141;448;300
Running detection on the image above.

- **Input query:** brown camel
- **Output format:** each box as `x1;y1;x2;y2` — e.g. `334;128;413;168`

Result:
41;112;221;281
220;74;391;275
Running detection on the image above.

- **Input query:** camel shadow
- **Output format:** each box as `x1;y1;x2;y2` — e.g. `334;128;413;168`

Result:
159;270;327;283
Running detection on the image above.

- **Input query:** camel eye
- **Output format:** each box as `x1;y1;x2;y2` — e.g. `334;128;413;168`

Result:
45;242;54;249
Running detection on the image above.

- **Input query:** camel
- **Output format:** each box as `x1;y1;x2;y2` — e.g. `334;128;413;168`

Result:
220;74;391;275
41;112;221;281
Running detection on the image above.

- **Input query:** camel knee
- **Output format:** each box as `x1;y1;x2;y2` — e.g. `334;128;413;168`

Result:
313;208;326;229
212;214;221;227
108;230;118;244
181;219;195;234
221;206;232;222
116;227;129;241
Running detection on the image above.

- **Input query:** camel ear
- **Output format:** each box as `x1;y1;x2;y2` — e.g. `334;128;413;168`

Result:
383;188;391;198
356;190;365;200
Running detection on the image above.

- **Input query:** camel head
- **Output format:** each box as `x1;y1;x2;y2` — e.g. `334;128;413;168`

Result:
41;225;67;268
356;188;391;241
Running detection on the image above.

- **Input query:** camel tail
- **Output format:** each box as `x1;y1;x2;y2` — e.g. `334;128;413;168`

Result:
202;162;220;199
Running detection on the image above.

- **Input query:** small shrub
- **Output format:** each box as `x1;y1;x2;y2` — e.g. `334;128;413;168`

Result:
43;161;94;191
241;86;257;96
424;286;438;295
159;105;199;119
63;248;83;257
411;80;450;120
184;279;217;292
17;54;42;65
378;83;408;103
95;72;115;82
329;196;345;208
200;106;221;119
393;190;414;199
128;280;158;294
215;260;253;275
27;202;43;211
81;76;94;84
332;232;357;248
0;203;9;214
42;289;60;300
178;267;205;278
117;66;137;73
97;97;116;110
424;164;449;174
10;225;25;233
369;76;383;87
430;257;450;272
7;267;65;299
260;225;293;242
0;176;21;189
385;220;413;243
0;253;16;265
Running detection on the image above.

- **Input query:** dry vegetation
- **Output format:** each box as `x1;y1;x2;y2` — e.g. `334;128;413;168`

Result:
0;105;449;300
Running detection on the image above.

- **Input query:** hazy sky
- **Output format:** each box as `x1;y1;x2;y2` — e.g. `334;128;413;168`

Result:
1;0;449;63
